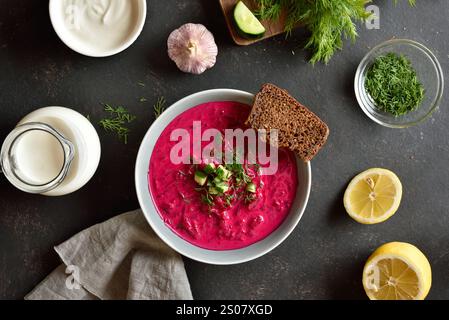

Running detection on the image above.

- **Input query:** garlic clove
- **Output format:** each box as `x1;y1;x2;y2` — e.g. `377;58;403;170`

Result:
167;23;218;75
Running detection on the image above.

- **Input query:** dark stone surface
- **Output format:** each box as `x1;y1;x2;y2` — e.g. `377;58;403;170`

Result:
0;0;448;299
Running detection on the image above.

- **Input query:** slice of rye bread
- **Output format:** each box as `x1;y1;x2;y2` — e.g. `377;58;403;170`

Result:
246;83;329;162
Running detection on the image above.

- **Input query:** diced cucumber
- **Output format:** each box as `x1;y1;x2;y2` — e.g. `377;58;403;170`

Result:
215;182;230;193
216;165;232;181
194;171;207;186
209;186;219;195
246;182;256;193
224;170;232;181
233;1;266;39
204;163;216;174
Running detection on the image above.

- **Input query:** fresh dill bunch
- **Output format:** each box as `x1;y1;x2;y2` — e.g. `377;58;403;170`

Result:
153;96;166;118
255;0;283;20
99;104;136;144
255;0;418;64
302;0;371;64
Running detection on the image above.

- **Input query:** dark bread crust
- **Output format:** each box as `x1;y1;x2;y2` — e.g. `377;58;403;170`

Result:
246;83;329;162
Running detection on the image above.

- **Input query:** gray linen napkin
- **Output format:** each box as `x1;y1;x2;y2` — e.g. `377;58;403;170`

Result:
25;209;193;300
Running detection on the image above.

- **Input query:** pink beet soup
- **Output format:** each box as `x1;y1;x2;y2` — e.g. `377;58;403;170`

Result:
148;101;298;250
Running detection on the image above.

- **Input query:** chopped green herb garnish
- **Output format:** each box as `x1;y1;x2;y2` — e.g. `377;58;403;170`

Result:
225;163;251;186
201;193;214;206
365;52;425;116
153;96;166;119
140;97;148;102
244;193;257;204
224;194;234;207
99;104;136;144
138;82;146;87
193;163;258;208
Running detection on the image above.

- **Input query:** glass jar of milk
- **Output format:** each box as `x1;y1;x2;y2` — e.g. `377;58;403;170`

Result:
0;106;101;196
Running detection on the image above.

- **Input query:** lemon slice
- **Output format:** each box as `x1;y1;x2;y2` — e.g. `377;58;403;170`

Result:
363;242;432;300
343;168;402;224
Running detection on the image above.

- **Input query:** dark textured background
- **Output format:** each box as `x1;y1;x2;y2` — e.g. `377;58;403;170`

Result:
0;0;448;300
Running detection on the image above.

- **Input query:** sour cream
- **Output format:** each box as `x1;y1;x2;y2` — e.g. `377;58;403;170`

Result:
13;130;65;186
50;0;146;57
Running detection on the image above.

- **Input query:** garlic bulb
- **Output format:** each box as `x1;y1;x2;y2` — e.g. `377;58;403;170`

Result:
167;23;218;75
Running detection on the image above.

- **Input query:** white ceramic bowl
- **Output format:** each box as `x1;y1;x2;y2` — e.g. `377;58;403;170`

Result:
49;0;147;57
135;89;311;265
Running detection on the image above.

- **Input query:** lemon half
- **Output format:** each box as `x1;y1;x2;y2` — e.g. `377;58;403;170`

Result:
344;168;402;224
363;242;432;300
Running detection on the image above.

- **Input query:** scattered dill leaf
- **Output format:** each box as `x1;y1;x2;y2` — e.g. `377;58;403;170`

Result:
224;194;234;207
138;82;146;87
153;96;166;119
140;97;148;102
201;193;214;206
365;52;425;116
244;193;256;204
98;104;136;144
179;191;191;204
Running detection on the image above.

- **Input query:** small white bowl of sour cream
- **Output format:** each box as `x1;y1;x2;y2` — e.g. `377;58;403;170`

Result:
49;0;147;57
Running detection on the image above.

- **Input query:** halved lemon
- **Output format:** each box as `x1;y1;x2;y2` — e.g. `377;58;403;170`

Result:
363;242;432;300
343;168;402;224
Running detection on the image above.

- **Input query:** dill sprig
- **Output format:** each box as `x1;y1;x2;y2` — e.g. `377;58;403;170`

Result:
98;104;136;144
365;52;424;116
153;96;166;119
255;0;282;20
255;0;417;64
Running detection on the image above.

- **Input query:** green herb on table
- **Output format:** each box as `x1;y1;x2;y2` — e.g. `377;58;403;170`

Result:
138;82;146;87
365;52;425;116
99;104;136;144
139;97;147;103
153;96;166;119
255;0;417;64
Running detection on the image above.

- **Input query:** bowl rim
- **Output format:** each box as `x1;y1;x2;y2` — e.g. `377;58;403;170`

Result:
354;38;444;128
49;0;147;58
135;88;312;265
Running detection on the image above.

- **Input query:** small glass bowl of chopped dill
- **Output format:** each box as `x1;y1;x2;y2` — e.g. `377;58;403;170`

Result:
355;39;444;128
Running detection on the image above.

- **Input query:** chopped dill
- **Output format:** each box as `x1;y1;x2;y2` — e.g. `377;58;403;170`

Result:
365;52;424;116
